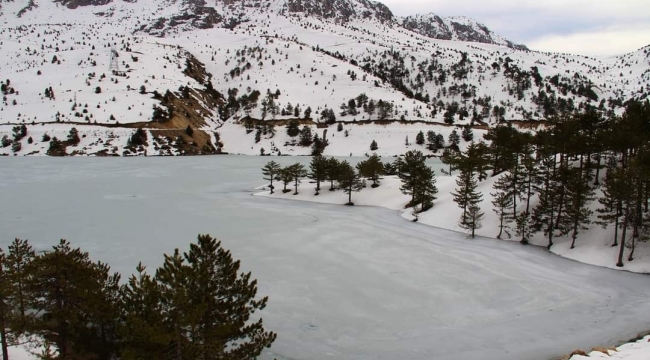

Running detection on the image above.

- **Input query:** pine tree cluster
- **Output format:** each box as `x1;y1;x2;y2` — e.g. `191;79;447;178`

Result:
0;236;276;360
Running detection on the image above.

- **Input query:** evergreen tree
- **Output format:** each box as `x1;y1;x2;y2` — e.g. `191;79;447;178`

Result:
491;188;514;239
515;212;533;244
279;167;293;193
357;154;384;188
596;156;624;247
262;161;281;194
68;127;80;145
452;166;482;226
426;131;437;152
461;126;474;142
119;262;169;360
415;131;425;145
459;204;484;238
563;166;595;249
299;126;313;146
448;129;460;150
369;140;378;151
156;235;276;359
337;161;362;205
398;151;438;211
0;250;11;360
286;120;300;137
27;240;121;360
5;239;35;336
309;156;328;195
288;163;307;195
325;158;341;191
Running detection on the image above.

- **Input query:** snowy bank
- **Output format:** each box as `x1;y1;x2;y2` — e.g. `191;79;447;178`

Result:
255;174;650;273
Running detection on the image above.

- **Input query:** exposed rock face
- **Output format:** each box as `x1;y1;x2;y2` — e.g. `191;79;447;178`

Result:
53;0;113;9
402;14;528;51
285;0;393;23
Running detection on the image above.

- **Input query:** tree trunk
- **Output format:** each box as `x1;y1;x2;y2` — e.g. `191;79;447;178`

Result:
617;220;627;267
497;213;504;239
628;225;637;262
0;300;9;360
594;153;601;186
613;211;619;247
348;186;352;204
293;178;299;195
315;179;320;195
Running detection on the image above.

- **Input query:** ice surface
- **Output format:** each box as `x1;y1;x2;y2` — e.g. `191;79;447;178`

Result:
1;156;650;360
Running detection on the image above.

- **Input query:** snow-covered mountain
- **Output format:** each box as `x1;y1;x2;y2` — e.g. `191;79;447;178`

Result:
0;0;648;156
400;13;528;50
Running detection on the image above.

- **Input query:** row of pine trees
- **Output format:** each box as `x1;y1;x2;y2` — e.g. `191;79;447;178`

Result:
262;151;438;209
0;236;275;360
440;100;650;267
263;100;650;267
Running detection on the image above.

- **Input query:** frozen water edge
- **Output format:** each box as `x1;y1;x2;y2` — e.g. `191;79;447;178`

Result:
2;156;650;360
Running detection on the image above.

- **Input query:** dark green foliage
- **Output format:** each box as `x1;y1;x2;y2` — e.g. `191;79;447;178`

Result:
299;126;313;146
68;127;80;145
452;165;482;228
398;150;438;211
27;240;121;360
448;129;460;150
459;204;484;238
153;235;276;360
1;136;11;148
286;119;300;137
287;163;307;195
461;126;473;142
309;156;328;195
262;161;281;194
337;161;363;205
128;128;147;147
357;154;384;188
415;131;425;145
311;133;327;156
337;123;343;132
325;157;341;191
41;133;51;142
0;236;275;360
370;140;378;151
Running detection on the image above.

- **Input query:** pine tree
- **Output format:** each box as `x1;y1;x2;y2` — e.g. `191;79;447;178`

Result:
279;167;293;193
515;212;533;244
27;240;121;360
299;126;313;146
68;127;80;145
120;262;170;360
491;188;514;239
461;126;474;142
414;165;438;212
448;129;460;150
262;161;281;194
337;161;363;205
369;140;378;151
459;204;484;238
426;130;437;151
563;166;595;249
452;166;482;226
286;119;300;137
309;156;328;195
325;157;341;191
5;239;35;335
357;154;384;188
596;157;624;247
398;150;427;207
415;131;425;145
155;235;276;359
288;163;307;195
0;249;11;360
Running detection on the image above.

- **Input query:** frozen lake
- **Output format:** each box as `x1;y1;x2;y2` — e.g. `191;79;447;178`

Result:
2;156;650;360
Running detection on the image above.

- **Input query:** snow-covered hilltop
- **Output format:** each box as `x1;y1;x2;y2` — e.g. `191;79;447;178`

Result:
0;0;648;156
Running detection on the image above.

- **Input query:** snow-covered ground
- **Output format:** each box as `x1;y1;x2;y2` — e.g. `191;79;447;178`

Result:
570;335;650;360
2;156;650;360
255;169;650;273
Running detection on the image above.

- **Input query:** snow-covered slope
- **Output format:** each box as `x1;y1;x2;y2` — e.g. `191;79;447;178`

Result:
0;0;648;156
401;13;528;50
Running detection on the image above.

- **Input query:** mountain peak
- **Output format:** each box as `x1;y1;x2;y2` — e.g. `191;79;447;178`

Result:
401;13;528;50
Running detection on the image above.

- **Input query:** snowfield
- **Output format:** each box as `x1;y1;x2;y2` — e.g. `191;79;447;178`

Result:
2;156;650;360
